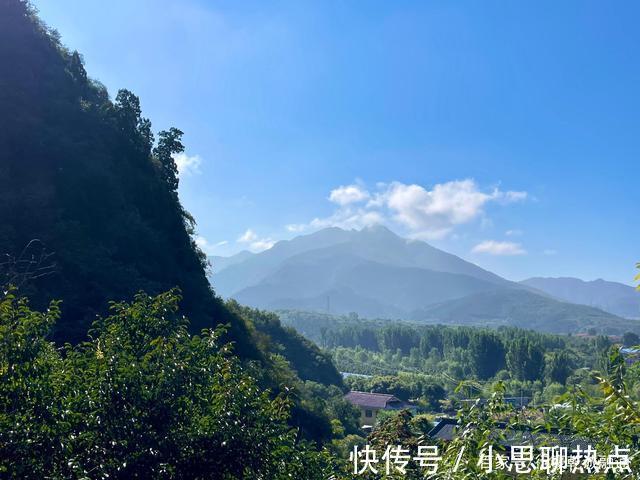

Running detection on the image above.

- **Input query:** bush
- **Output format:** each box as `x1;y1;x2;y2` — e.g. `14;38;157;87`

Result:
0;289;333;479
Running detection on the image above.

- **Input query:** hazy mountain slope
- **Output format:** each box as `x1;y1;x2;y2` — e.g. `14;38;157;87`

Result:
240;286;407;319
208;250;254;274
210;225;509;297
233;248;501;316
521;277;640;319
412;288;640;335
208;227;636;335
210;227;352;296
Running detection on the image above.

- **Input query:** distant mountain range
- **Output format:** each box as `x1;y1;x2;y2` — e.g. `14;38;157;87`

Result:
412;288;634;334
520;277;640;319
208;226;640;335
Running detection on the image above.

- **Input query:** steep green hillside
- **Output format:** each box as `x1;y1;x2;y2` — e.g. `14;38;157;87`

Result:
0;0;255;350
226;300;343;387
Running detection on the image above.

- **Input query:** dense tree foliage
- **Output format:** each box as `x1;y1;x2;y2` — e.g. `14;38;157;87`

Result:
505;337;544;382
4;286;640;478
622;331;640;347
286;312;592;373
468;331;505;380
346;374;446;411
284;311;615;409
226;301;343;387
0;0;255;352
0;289;337;479
222;302;359;443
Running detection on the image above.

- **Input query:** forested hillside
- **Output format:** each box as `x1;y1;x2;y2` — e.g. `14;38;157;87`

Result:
0;0;257;350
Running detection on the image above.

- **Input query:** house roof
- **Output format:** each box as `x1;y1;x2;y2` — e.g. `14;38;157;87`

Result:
429;418;457;441
429;418;591;449
620;347;640;355
345;391;403;409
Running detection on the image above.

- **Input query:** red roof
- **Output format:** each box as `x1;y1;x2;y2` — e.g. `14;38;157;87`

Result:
344;391;403;409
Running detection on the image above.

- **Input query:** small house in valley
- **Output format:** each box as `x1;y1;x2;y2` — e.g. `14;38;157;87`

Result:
344;391;416;427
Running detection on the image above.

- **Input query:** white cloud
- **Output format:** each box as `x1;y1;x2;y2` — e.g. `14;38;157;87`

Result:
376;179;526;239
328;184;370;206
238;229;258;243
501;190;528;203
237;228;275;252
285;178;529;241
249;238;276;252
286;223;307;233
194;236;227;254
543;249;558;256
172;152;202;177
194;236;210;251
472;240;527;256
384;180;494;230
505;229;523;236
309;208;384;231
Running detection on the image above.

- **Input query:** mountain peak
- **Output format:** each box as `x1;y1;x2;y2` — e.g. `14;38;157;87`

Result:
210;222;510;301
359;224;398;237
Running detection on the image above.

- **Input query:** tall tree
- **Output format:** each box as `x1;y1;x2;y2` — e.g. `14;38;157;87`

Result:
153;127;184;192
468;332;505;380
545;351;573;384
506;338;544;381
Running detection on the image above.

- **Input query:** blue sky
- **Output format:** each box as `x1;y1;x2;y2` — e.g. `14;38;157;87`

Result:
34;0;640;284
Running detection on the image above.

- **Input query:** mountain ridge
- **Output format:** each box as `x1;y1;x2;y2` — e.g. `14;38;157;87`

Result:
411;288;637;334
520;276;640;319
208;226;638;334
210;225;509;298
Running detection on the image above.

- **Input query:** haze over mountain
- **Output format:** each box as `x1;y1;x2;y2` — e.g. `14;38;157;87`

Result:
412;288;638;335
208;226;638;334
210;225;507;296
209;250;255;274
521;277;640;319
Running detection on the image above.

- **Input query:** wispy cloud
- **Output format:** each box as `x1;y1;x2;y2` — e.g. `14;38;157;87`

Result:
505;229;523;236
237;228;275;252
472;240;527;256
194;235;227;254
249;238;276;252
238;229;258;243
543;249;558;256
285;223;308;233
307;208;385;231
172;152;202;177
501;191;528;203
